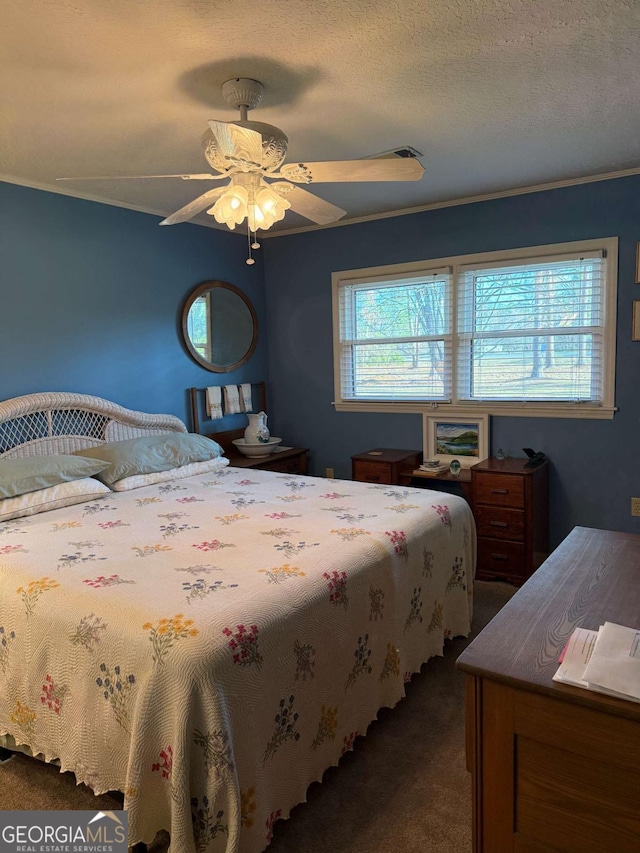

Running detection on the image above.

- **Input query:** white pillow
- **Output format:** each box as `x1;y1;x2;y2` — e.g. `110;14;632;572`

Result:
110;457;230;492
0;477;111;522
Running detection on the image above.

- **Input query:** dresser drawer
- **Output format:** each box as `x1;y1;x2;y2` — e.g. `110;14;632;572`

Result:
475;473;525;508
477;539;526;579
475;506;525;542
262;455;306;474
352;460;392;484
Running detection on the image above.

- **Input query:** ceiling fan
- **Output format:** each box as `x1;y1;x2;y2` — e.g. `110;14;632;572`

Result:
59;78;424;263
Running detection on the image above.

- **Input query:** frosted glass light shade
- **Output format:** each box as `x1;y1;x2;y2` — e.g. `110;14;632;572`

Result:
209;185;249;229
208;176;291;232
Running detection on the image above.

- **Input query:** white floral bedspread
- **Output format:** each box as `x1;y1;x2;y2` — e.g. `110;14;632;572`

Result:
0;467;475;853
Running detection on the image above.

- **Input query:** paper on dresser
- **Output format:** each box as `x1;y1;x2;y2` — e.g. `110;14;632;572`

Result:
581;621;640;702
552;627;599;688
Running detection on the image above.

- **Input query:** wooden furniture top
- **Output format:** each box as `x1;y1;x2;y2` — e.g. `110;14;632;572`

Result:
351;448;421;464
410;467;472;485
471;456;547;476
457;526;640;721
224;446;308;469
409;456;546;486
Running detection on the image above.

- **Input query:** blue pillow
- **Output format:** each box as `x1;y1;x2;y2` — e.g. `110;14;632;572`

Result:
75;433;225;486
0;454;111;499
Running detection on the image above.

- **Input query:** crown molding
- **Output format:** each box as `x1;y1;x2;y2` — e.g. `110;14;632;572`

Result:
3;162;640;239
263;163;640;238
0;172;184;222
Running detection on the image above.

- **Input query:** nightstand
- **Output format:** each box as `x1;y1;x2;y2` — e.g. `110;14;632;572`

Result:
351;448;422;485
227;446;308;474
471;457;549;586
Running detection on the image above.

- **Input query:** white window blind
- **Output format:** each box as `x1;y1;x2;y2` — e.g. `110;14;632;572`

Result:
333;239;617;418
338;269;452;401
457;251;606;403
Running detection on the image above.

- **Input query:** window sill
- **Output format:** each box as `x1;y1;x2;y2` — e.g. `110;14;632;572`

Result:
332;401;616;420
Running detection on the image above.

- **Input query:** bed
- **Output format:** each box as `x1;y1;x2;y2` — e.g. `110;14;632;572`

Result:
0;392;475;853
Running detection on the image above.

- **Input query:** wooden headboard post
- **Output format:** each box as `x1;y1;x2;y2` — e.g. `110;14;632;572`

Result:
189;387;200;434
188;383;267;454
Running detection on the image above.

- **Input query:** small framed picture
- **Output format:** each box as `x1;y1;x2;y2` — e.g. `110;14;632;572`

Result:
633;300;640;341
636;243;640;284
423;413;489;468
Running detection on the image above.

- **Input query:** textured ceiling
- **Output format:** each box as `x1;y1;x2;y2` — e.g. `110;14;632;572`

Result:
2;0;640;235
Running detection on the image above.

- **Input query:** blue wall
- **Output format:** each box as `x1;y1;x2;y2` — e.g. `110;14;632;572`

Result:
262;175;640;548
3;176;640;548
0;182;268;430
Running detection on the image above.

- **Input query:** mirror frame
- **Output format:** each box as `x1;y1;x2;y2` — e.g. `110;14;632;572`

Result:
181;280;258;373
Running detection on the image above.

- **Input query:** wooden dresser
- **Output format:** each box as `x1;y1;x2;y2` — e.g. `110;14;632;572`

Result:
472;457;549;586
457;527;640;853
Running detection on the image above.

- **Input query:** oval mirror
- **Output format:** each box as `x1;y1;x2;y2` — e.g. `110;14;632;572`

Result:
181;281;258;373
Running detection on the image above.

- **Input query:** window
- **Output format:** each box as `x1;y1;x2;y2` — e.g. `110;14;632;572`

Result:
332;238;617;419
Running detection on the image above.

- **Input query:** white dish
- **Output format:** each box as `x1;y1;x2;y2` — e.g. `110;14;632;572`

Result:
232;437;283;458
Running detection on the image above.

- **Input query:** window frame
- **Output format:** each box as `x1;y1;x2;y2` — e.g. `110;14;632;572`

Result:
332;237;618;420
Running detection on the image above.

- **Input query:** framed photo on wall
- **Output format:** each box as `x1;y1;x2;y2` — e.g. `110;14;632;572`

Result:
423;413;489;468
633;300;640;341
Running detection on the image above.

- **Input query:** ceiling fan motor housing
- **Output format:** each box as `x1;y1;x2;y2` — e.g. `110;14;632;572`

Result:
202;121;289;172
202;78;289;172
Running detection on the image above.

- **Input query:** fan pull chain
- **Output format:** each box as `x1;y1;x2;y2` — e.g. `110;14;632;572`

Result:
246;223;255;265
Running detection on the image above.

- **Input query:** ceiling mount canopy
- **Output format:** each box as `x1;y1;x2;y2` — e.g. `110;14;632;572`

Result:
58;76;425;264
221;77;265;114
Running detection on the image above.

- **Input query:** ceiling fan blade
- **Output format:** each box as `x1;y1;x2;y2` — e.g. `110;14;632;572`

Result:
285;186;347;225
208;121;263;168
279;157;424;184
56;173;225;182
159;186;227;226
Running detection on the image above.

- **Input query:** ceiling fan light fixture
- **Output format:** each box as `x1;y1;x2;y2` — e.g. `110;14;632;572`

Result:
208;175;291;233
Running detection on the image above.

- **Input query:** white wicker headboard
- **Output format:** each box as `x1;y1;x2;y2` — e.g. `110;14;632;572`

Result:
0;392;188;459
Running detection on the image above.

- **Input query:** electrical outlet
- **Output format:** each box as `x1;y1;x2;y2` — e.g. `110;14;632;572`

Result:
325;467;334;479
632;497;640;517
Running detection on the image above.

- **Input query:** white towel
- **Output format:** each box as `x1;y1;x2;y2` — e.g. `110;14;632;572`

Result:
223;385;242;415
240;383;253;413
205;386;223;420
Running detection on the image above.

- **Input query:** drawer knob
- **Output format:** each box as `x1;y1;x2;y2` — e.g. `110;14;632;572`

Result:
490;521;508;528
490;488;509;494
491;553;508;561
